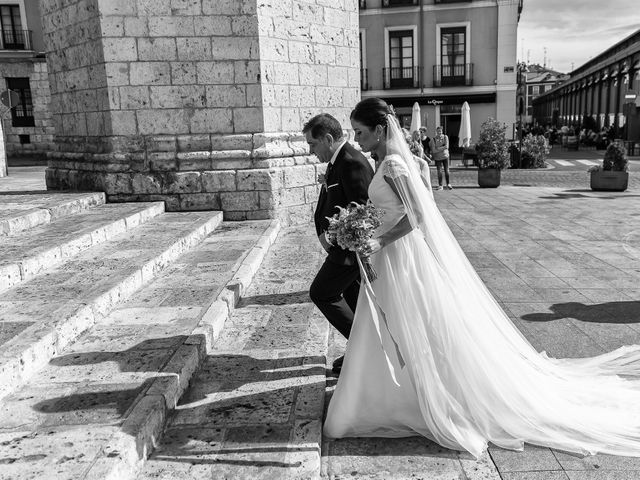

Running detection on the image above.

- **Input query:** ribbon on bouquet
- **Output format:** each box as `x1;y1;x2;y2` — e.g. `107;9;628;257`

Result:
356;254;406;387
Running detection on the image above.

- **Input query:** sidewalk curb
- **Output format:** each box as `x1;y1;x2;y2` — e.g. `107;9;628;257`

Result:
83;219;282;479
0;192;105;236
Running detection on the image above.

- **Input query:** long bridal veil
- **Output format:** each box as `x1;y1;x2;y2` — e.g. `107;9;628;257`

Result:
373;114;640;458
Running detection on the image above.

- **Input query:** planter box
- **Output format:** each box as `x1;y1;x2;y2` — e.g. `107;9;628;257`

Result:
478;168;501;188
590;170;628;192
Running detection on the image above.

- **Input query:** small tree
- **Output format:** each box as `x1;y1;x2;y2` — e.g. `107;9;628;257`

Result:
603;142;628;172
521;134;550;169
476;117;510;169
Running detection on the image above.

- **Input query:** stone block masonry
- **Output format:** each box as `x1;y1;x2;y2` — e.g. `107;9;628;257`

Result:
1;59;56;160
41;0;361;222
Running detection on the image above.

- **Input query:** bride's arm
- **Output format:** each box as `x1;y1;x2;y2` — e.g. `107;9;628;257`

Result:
367;174;422;254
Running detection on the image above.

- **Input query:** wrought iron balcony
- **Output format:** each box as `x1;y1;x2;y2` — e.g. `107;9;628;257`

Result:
0;29;33;50
361;68;369;91
432;63;473;87
383;66;421;89
382;0;419;7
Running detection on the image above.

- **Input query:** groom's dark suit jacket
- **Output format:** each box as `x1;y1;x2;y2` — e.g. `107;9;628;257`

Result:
314;143;374;266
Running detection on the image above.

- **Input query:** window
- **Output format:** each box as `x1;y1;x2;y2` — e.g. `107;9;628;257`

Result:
532;85;539;95
6;77;35;127
0;4;26;49
440;27;466;86
387;30;415;88
359;31;368;90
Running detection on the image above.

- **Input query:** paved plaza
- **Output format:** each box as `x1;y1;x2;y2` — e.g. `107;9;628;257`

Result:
1;154;639;479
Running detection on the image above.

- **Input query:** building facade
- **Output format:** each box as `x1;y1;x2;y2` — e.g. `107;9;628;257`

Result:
532;29;640;142
520;64;568;124
359;0;522;150
0;0;54;161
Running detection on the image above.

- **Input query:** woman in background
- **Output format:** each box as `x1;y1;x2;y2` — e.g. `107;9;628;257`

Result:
431;126;451;190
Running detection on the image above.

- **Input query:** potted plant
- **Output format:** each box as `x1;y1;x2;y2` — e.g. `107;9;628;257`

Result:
589;142;629;191
475;117;510;187
521;134;551;169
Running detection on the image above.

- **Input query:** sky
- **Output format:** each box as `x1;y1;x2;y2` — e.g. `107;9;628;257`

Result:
517;0;640;74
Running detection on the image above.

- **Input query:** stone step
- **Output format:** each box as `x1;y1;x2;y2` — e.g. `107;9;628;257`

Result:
0;211;223;401
0;202;165;295
0;191;105;236
138;225;329;480
0;219;280;480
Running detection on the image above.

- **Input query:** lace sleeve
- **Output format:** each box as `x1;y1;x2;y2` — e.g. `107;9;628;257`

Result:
381;154;410;180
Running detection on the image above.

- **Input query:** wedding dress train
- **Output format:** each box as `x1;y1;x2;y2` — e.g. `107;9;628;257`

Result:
323;117;640;459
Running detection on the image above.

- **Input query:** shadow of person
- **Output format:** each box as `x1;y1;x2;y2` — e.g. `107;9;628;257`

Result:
142;354;326;469
32;336;191;422
33;347;325;447
521;301;640;324
239;290;310;306
46;336;189;368
536;190;640;201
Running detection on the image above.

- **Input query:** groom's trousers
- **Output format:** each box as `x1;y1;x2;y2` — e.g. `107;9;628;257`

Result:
309;258;360;339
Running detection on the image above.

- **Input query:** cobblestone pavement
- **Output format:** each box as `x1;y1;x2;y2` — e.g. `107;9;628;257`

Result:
147;183;638;480
325;185;640;480
3;159;640;479
439;166;639;189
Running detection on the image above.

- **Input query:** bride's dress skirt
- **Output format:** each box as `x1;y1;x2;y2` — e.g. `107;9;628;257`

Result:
324;229;640;458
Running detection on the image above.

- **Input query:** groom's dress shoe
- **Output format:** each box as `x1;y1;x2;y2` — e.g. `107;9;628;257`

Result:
332;355;344;374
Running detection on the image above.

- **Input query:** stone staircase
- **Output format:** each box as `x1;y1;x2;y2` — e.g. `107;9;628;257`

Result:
0;192;280;479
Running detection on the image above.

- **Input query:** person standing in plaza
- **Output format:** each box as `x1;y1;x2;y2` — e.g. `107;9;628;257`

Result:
418;127;432;163
303;113;374;375
432;125;452;190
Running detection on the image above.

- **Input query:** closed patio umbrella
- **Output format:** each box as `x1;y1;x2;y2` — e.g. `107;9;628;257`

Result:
458;101;471;148
410;102;421;133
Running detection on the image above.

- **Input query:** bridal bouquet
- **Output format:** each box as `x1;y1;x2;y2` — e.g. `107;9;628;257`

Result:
326;201;385;282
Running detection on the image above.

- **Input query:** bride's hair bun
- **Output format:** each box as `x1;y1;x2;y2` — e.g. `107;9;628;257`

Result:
351;97;392;130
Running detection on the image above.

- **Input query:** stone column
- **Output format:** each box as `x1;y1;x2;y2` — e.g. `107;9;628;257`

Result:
41;0;360;222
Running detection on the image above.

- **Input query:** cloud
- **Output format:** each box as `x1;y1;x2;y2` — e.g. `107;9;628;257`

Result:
518;1;640;72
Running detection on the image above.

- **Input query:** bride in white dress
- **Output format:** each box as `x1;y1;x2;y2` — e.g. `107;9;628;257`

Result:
324;97;640;458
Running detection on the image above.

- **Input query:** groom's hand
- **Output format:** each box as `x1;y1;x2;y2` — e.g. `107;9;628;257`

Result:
318;233;332;253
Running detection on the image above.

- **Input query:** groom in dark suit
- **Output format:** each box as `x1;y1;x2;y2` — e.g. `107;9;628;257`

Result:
303;113;374;374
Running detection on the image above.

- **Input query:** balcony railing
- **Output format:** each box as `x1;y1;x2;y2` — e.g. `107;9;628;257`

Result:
361;68;369;91
382;0;419;7
383;66;421;89
433;63;473;87
0;29;33;50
